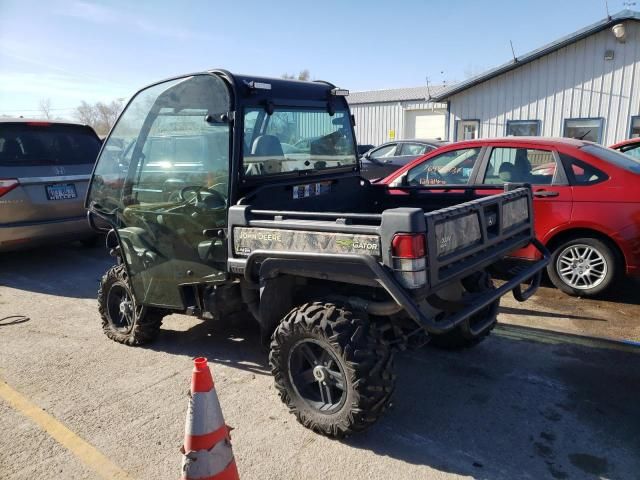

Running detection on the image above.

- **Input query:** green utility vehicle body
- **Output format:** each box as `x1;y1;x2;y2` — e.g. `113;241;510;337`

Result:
86;70;549;437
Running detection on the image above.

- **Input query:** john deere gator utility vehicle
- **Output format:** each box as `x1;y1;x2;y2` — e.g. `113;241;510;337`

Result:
86;70;549;437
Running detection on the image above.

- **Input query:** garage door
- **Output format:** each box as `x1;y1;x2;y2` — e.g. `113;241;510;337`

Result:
405;111;446;140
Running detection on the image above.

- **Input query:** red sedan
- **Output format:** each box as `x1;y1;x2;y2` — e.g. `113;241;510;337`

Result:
381;137;640;297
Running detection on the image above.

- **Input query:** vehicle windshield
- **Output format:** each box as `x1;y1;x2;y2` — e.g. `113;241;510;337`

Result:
580;144;640;174
0;123;100;166
242;107;357;177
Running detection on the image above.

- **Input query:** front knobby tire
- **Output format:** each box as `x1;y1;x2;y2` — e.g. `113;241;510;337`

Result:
97;264;164;346
269;302;395;438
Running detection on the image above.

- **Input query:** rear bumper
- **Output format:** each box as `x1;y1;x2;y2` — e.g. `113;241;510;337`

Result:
245;239;550;335
0;216;93;251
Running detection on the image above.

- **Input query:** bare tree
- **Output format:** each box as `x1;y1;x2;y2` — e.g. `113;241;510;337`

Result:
38;98;53;119
74;99;124;136
281;70;312;81
297;69;310;81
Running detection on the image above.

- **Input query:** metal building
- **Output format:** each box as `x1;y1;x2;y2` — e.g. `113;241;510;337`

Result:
432;10;640;145
348;86;448;146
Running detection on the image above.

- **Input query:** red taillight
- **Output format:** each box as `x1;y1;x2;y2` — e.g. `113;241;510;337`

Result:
0;179;19;197
392;233;426;258
26;121;51;126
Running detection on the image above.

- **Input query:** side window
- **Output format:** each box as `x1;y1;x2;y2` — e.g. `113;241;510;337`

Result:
370;144;397;159
131;110;229;205
403;147;482;185
400;143;428;155
483;147;556;185
559;153;608;186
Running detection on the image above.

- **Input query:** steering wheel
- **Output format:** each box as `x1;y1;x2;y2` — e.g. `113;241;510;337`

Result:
178;185;226;209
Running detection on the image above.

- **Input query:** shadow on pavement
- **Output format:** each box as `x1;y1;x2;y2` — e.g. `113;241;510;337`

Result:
148;317;640;480
0;242;113;299
345;330;640;480
147;315;270;377
499;305;606;322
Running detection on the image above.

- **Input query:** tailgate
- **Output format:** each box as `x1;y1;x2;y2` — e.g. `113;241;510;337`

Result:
2;165;91;223
423;187;534;289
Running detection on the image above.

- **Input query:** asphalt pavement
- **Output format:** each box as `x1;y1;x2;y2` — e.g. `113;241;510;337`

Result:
0;243;639;480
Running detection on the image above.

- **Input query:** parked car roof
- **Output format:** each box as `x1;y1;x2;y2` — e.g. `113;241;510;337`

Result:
609;138;640;149
449;136;591;148
0;118;92;128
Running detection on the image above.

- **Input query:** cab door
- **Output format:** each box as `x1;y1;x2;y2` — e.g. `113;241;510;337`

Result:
87;74;232;308
478;144;573;259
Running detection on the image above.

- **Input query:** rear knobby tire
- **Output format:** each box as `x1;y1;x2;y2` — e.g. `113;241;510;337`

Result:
269;302;395;438
98;264;164;346
429;273;499;350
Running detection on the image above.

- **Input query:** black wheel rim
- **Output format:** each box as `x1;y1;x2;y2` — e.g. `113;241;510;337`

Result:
288;339;347;414
106;284;137;333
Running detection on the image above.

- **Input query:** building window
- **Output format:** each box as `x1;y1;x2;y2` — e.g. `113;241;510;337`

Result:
456;120;480;141
629;116;640;138
506;120;541;136
563;118;604;144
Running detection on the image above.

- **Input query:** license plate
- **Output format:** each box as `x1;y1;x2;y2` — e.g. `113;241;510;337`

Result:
46;184;77;200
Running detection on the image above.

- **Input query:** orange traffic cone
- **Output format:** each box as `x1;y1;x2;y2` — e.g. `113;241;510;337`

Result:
181;357;240;480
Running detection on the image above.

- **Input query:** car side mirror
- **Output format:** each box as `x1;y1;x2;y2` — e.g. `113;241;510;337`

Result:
399;174;409;186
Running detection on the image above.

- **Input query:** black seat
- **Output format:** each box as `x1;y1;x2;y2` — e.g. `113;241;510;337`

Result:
252;135;284;157
513;149;533;183
251;135;284;174
498;162;515;182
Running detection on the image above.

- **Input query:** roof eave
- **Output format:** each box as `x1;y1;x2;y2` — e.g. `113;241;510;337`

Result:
432;9;640;101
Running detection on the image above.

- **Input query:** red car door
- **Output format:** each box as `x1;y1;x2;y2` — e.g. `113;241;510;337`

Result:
478;144;573;259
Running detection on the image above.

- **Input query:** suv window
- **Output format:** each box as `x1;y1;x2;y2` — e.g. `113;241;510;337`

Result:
0;123;100;166
402;147;481;185
484;147;557;185
559;153;608;185
399;143;428;156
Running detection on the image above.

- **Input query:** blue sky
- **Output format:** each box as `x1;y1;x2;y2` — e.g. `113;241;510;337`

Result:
0;0;634;119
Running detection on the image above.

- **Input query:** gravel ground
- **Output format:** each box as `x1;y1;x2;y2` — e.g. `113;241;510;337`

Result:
0;243;639;480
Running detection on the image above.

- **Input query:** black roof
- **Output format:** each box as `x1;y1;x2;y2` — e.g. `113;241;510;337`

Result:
210;70;342;104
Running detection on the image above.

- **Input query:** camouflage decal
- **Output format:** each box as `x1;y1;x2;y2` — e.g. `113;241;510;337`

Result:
502;197;529;230
435;213;482;257
233;227;380;257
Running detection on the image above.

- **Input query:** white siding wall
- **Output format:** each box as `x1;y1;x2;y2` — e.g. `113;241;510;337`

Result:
350;100;447;145
447;20;640;145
